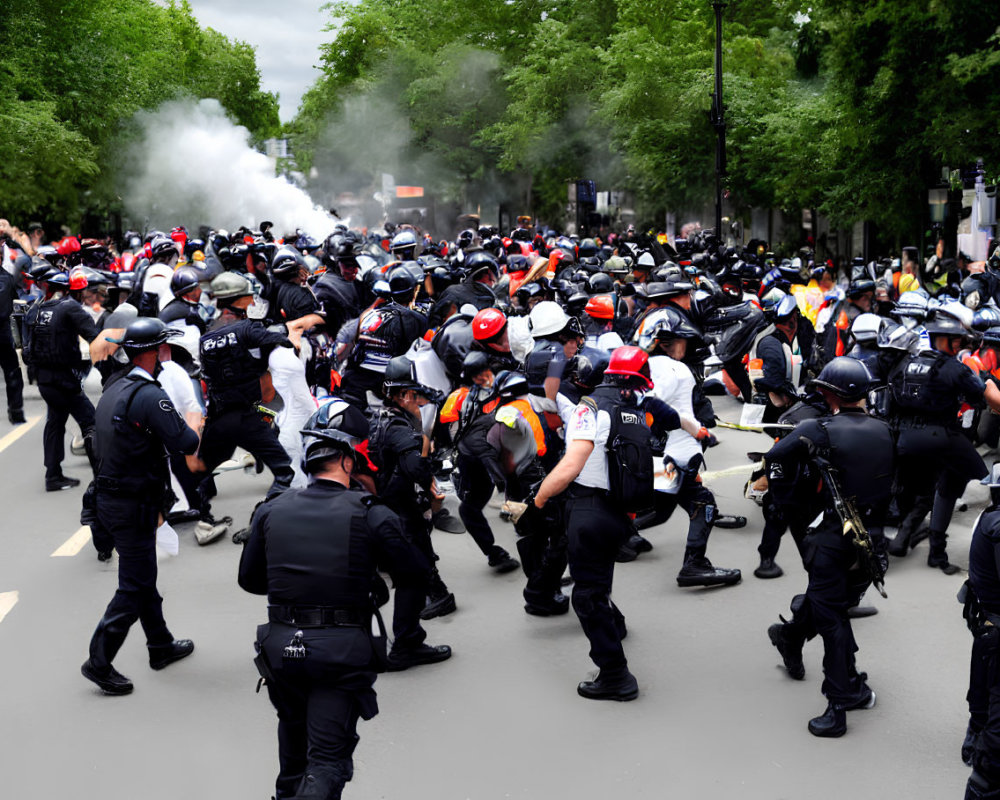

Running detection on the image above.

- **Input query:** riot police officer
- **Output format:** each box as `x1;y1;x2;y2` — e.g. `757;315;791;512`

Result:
527;346;660;701
887;312;1000;571
370;356;456;619
270;246;324;324
23;269;101;490
196;272;296;541
963;464;1000;799
239;416;451;800
0;259;24;423
81;318;200;695
313;232;362;335
764;357;893;737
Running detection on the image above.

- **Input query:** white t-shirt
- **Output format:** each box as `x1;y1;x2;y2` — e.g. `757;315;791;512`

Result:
269;347;318;489
564;399;611;490
157;361;202;417
649;354;701;468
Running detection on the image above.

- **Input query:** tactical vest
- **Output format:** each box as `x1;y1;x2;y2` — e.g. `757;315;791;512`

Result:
200;320;267;409
889;350;955;421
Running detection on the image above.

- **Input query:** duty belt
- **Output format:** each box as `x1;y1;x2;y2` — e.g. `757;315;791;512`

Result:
566;483;608;499
267;605;365;628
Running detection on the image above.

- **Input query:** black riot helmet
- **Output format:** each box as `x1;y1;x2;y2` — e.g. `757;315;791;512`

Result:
170;266;202;299
383;356;441;402
495;370;529;401
300;398;371;474
808;356;871;402
460;350;491;384
111;317;180;358
387;266;418;303
270;245;307;279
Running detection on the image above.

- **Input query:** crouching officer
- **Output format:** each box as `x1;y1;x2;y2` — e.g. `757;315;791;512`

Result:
239;419;451;800
527;346;661;702
962;464;1000;799
81;319;200;695
764;357;894;737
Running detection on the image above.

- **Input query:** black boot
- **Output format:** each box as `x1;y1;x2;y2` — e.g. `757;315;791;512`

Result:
386;643;452;671
577;666;638;701
927;531;961;575
289;761;352;800
148;639;195;670
627;532;653;553
487;546;520;573
421;569;456;620
767;622;805;680
81;660;133;695
754;557;783;579
676;547;741;587
524;590;569;616
615;541;638;562
808;702;847;737
84;616;133;694
7;407;25;424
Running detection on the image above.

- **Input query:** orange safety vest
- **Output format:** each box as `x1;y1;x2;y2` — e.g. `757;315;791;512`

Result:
503;399;547;456
440;387;469;423
834;309;850;357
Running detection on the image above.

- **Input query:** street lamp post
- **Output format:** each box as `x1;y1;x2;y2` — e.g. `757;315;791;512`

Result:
710;2;727;239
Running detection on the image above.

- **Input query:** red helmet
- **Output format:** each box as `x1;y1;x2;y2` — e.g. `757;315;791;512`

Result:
472;308;507;342
604;346;654;389
68;267;88;291
584;294;615;320
56;236;81;256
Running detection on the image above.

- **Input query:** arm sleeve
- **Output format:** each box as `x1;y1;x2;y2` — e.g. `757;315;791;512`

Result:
67;301;101;343
957;363;988;408
640;395;681;435
565;401;599;443
285;288;320;320
765;419;826;464
237;503;270;595
245;321;293;350
387;423;434;490
369;504;431;587
755;337;790;393
140;386;200;455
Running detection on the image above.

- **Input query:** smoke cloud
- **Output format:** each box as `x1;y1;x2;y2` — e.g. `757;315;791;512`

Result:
120;98;335;239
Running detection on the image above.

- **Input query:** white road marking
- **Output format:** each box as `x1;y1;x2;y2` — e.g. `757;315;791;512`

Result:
700;464;756;481
0;591;19;624
0;416;41;454
51;526;92;557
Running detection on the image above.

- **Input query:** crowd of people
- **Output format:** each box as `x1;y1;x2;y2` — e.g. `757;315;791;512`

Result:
3;214;1000;799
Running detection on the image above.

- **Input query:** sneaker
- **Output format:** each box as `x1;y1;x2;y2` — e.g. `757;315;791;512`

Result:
46;476;80;492
386;643;452;671
676;557;741;587
195;519;228;545
81;660;133;695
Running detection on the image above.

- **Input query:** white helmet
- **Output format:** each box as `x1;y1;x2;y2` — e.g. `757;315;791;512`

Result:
850;312;884;345
528;300;570;337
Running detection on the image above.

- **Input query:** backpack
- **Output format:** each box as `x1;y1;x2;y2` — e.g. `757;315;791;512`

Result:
586;392;654;511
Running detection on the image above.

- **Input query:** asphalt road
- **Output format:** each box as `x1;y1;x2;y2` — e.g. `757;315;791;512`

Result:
0;386;982;799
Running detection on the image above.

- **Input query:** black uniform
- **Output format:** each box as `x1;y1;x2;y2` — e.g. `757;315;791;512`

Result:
0;268;24;421
198;317;295;515
369;404;452;610
430;313;474;384
238;481;431;800
888;349;988;566
274;280;321;323
313;272;360;334
340;303;428;411
86;367;200;675
525;338;568;397
765;409;894;715
753;325;810;423
23;293;101;483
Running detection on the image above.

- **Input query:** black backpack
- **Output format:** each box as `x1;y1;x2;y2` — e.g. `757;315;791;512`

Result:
586;390;654;511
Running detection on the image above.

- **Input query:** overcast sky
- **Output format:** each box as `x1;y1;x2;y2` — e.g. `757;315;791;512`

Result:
183;0;334;122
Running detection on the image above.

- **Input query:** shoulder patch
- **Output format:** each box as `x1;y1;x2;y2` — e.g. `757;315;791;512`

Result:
158;399;175;413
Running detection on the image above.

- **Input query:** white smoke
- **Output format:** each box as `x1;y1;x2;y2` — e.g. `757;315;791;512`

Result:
120;98;336;239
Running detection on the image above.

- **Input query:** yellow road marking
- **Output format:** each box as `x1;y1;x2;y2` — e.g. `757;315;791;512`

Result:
0;415;41;454
52;526;92;557
0;591;19;624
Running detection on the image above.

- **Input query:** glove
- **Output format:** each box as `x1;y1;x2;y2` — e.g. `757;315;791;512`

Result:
696;427;719;449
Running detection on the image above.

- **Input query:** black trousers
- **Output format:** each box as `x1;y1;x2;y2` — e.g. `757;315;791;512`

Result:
88;493;173;669
645;465;716;550
454;454;497;557
38;381;95;481
0;321;24;413
198;407;294;513
265;664;376;800
758;496;810;561
784;525;871;706
566;492;631;671
968;615;1000;780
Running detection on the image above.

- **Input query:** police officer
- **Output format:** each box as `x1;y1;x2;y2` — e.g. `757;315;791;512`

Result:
23;269;101;490
526;346;660;701
313;233;362;335
748;289;811;422
887;312;1000;571
764;357;893;737
81;318;199;695
270;246;324;324
370;356;456;619
159;266;211;334
963;464;1000;799
0;258;24;423
239;416;451;800
196;272;296;541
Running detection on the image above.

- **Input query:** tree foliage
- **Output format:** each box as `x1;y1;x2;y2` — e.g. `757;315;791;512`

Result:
0;0;279;226
292;0;1000;239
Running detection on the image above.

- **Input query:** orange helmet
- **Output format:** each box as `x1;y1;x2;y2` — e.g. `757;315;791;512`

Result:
584;294;615;320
